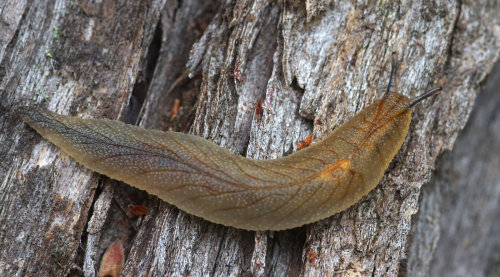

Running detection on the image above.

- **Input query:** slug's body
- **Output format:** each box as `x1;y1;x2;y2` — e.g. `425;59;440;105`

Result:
17;54;440;230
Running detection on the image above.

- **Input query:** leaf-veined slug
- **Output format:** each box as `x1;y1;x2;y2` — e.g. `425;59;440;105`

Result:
17;53;441;231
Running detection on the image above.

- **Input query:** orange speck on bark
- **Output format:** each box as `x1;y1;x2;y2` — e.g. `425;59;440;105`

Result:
99;240;124;277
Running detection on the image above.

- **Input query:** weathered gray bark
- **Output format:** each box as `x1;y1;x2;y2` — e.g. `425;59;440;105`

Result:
407;60;500;277
0;0;167;276
1;0;499;276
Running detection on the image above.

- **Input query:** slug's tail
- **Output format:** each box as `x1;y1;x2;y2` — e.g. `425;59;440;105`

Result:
17;106;65;136
17;106;50;126
16;106;196;192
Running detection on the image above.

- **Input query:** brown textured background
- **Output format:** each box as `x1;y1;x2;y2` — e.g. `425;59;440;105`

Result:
0;1;499;276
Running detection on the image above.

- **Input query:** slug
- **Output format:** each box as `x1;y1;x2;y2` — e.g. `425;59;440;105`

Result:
17;54;441;231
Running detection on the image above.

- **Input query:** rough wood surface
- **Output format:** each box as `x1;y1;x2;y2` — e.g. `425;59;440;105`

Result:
0;0;166;276
1;0;499;276
407;60;500;277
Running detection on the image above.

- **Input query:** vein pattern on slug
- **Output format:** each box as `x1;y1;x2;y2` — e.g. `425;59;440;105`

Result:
17;53;442;230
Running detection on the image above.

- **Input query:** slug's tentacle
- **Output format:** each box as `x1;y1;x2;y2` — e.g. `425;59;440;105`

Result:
385;52;398;97
407;87;443;109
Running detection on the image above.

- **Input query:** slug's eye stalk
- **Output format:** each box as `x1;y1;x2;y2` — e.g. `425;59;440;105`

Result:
385;52;398;97
406;87;443;109
380;52;442;109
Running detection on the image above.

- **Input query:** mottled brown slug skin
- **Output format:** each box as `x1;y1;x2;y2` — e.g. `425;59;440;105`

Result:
17;92;415;231
18;52;443;230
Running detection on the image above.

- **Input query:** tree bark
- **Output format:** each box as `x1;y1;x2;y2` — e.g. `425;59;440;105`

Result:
1;1;499;276
406;59;500;277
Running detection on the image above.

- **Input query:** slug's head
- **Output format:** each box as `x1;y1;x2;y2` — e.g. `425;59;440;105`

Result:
384;52;442;112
